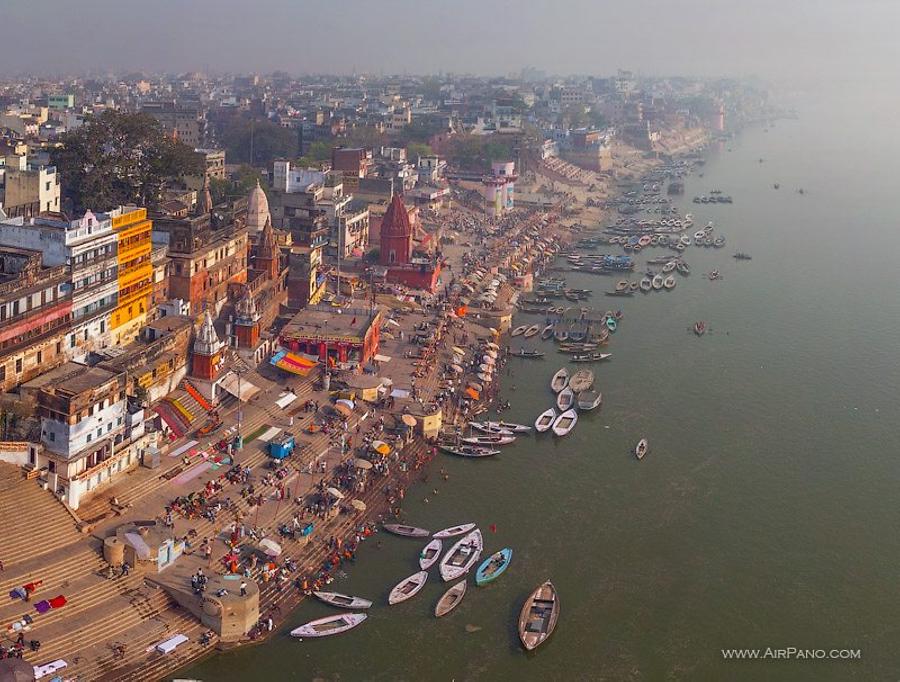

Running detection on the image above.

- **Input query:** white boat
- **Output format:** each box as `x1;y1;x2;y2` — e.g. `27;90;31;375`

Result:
433;523;477;539
652;274;664;290
551;409;578;436
460;434;516;446
467;421;514;435
550;368;569;393
663;275;676;290
510;325;528;337
640;277;652;292
290;612;367;638
388;570;429;604
662;261;677;273
523;324;541;338
439;529;484;582
635;438;649;461
556;386;575;412
419;539;443;570
383;524;430;538
484;420;531;434
576;390;602;411
540;324;555;340
313;591;373;610
534;407;557;433
568;369;594;393
694;230;706;241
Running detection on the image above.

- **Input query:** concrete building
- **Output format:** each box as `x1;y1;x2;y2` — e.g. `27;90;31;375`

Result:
108;207;154;346
0;156;60;217
141;101;207;147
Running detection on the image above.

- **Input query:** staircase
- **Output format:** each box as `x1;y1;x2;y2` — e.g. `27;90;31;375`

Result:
155;389;206;438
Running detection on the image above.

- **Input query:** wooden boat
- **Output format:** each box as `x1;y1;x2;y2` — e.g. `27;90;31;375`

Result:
313;591;373;610
435;580;467;618
483;420;531;434
523;324;541;338
550;368;569;393
663;275;676;290
605;290;634;297
640;277;652;292
510;325;528;337
556;387;575;412
433;523;477;539
652;274;664;290
576;390;602;411
419;539;443;570
635;438;649;461
475;548;513;586
513;349;545;358
383;524;430;538
662;261;677;273
438;443;500;458
615;280;628;291
388;570;429;604
534;408;557;433
551;409;578;437
676;262;690;275
553;330;569;342
460;434;516;446
605;317;617;332
518;581;560;651
630;281;640;291
439;529;484;581
733;252;752;260
291;612;367;638
467;421;513;435
568;369;594;393
540;324;555;340
694;321;706;336
571;352;612;363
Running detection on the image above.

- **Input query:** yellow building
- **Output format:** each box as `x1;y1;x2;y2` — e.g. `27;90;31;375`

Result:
109;207;154;345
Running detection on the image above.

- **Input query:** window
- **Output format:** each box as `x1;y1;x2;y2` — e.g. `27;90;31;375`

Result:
15;359;22;374
37;351;42;364
56;341;61;355
86;433;92;443
48;432;55;442
70;334;76;348
0;365;5;382
99;321;105;333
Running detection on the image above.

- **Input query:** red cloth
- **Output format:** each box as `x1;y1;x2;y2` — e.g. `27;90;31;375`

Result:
48;595;67;609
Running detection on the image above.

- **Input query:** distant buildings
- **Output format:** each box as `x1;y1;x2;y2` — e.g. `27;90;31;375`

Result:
141;100;207;146
0;155;60;216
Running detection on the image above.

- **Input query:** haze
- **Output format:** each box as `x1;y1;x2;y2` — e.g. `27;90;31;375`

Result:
2;0;898;82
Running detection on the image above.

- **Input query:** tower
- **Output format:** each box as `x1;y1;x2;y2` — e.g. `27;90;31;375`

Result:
192;311;225;380
233;286;261;349
379;193;413;266
253;218;280;281
246;180;271;234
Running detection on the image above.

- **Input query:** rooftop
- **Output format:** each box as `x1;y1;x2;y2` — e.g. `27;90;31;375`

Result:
24;361;121;396
281;305;381;342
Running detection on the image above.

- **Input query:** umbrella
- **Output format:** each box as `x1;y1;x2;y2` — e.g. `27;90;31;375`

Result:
485;342;499;350
465;387;480;400
450;364;464;374
478;363;492;373
351;499;367;511
333;403;352;417
489;328;499;336
452;346;466;355
482;355;495;365
385;318;401;327
258;538;282;557
477;372;492;383
402;414;417;427
354;458;373;470
336;398;355;410
372;440;392;455
327;487;345;500
467;381;483;392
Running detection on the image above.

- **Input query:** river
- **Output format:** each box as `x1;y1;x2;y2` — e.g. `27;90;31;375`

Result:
183;88;900;681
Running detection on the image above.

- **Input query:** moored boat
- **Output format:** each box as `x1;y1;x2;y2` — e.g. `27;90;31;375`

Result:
513;349;545;358
388;570;429;604
460;434;516;446
510;325;528;337
640;277;652;292
556;386;575;412
571;352;612;363
383;524;430;538
433;523;478;539
694;321;706;336
438;443;500;458
419;539;443;570
518;581;560;651
435;580;467;617
663;275;676;290
523;324;541;338
568;369;594;393
550;368;569;393
635;438;649;461
652;274;664;290
313;591;374;610
605;317;617;332
439;529;484;581
291;613;367;638
576;390;602;411
551;409;578;436
475;548;513;586
534;408;557;433
540;324;555;340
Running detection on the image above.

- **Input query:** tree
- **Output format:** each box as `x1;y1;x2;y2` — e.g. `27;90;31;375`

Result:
406;142;433;161
297;140;333;168
51;111;203;213
219;114;299;166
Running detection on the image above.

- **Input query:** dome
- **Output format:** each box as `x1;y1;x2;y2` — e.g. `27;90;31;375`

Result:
246;180;271;233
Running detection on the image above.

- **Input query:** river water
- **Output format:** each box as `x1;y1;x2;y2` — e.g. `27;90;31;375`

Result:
184;89;900;681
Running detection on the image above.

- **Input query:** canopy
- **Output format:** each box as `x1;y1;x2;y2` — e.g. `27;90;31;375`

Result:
270;350;318;376
327;487;345;500
482;355;495;365
465;387;480;400
477;372;492;383
350;499;367;511
467;381;484;392
486;342;499;350
336;398;355;410
373;354;392;363
333;403;352;417
218;371;261;402
353;458;373;470
385;318;401;327
478;363;492;373
258;538;282;557
401;414;417;427
390;388;410;399
372;440;392;455
484;349;498;359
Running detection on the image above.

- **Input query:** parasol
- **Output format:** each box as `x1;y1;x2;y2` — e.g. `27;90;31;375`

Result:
351;499;367;511
401;414;417;427
327;487;345;500
258;538;282;557
353;458;373;470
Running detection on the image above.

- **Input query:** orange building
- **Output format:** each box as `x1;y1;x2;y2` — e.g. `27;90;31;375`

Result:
109;207;154;345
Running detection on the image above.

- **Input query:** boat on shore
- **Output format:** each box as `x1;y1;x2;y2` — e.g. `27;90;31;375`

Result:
389;571;429;605
475;548;513;586
568;369;594;393
518;581;560;651
534;408;557;433
556;386;575;412
551;409;578;437
435;581;468;617
419;539;443;570
383;524;430;538
439;444;500;458
313;591;373;610
433;523;477;539
439;529;484;581
576;390;602;411
635;438;649;461
571;352;612;363
550;368;569;393
291;613;367;638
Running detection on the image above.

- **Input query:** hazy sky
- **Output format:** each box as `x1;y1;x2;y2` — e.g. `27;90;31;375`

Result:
2;0;898;81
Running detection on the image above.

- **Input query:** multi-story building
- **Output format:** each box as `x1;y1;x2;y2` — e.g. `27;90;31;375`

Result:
0;156;60;217
141;100;207;147
0;247;72;392
108;206;154;345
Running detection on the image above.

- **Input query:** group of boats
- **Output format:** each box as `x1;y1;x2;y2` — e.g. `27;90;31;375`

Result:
692;191;733;204
534;367;602;437
439;420;531;458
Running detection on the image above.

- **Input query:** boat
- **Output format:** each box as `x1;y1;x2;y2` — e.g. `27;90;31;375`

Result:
467;421;513;435
640;277;652;292
534;408;557;433
568;369;594;393
556;387;575;412
388;571;429;604
553;330;569;342
518;581;560;651
571;352;612;363
662;261;677;273
663;275;676;290
475;548;513;586
694;321;706;336
523;324;541;338
540;324;555;340
605;317;617;332
439;529;484;581
635;438;649;461
435;580;467;617
651;274;664;290
433;523;478;539
419;539;443;570
551;409;578;437
550;368;569;393
676;262;690;275
733;252;752;260
290;613;367;638
576;390;602;411
510;325;528;337
482;420;531;434
460;434;516;446
615;280;628;291
630;281;640;291
438;444;500;458
714;236;726;248
313;591;373;610
383;524;430;538
513;349;545;358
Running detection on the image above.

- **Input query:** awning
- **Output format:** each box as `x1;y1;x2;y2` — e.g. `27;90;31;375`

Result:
373;354;392;363
271;350;318;376
275;392;297;409
327;487;345;500
218;371;260;402
351;499;367;511
354;458;373;470
124;532;152;561
390;388;410;399
258;538;282;557
401;414;417;427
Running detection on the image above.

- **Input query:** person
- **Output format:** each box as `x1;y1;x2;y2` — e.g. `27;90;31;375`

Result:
240;581;247;597
121;562;130;577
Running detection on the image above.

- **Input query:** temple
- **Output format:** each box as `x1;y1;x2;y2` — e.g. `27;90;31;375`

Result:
378;193;441;292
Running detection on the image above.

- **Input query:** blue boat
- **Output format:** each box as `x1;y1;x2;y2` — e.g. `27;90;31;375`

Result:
606;317;617;332
475;548;513;586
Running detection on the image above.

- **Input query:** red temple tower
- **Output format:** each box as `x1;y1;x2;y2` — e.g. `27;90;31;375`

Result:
253;218;280;281
379;193;413;266
191;311;225;380
233;286;261;349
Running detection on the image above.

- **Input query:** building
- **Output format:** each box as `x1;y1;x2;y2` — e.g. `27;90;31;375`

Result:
0;156;60;217
47;94;74;110
0;247;71;392
482;161;516;216
141;100;207;147
331;147;372;192
109;207;154;345
185;148;226;191
245;181;270;235
378;193;442;292
279;305;382;367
